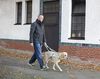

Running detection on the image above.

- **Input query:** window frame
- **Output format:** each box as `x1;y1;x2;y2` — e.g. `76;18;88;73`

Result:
26;0;32;24
15;2;22;25
70;0;86;40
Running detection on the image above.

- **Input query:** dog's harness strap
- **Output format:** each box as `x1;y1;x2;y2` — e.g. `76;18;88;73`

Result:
44;44;56;52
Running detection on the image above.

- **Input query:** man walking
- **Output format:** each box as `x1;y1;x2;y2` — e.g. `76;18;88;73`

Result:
29;15;47;70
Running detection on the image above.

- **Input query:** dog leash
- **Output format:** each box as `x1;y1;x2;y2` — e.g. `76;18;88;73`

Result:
44;44;56;52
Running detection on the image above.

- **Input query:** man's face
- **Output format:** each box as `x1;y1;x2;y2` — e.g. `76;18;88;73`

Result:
38;15;44;22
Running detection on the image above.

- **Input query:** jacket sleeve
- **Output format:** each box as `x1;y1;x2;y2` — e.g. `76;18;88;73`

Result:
43;25;46;43
29;23;36;43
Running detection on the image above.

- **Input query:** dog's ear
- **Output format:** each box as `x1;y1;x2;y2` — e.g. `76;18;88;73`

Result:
59;53;65;59
61;52;68;59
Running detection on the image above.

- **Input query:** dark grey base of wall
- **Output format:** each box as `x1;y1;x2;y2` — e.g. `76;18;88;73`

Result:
60;42;100;48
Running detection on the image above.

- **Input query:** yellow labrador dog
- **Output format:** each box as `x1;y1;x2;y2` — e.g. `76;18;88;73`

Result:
44;51;68;72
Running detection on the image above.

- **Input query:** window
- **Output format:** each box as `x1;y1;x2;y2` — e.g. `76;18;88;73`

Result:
26;1;32;24
16;2;22;24
71;0;86;40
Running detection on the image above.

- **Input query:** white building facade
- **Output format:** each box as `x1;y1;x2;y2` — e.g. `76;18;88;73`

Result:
0;0;40;40
61;0;100;45
0;0;100;49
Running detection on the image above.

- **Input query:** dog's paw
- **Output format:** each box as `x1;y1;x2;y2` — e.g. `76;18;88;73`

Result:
53;68;56;71
47;66;49;69
45;65;49;69
59;69;63;72
46;66;49;69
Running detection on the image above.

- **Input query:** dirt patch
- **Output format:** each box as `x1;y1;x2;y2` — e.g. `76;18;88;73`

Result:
0;46;32;60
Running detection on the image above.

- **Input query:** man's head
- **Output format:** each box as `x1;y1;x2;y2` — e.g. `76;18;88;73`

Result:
37;15;44;22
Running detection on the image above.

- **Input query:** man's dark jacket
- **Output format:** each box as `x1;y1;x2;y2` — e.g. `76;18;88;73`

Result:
29;19;46;44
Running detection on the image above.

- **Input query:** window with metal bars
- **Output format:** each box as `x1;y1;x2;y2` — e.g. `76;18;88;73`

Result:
26;0;32;24
16;2;22;24
70;0;86;40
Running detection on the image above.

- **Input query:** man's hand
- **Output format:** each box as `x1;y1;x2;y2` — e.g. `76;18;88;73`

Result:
44;42;48;48
30;43;33;47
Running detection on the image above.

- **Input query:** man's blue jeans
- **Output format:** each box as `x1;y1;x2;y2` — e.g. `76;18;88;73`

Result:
29;41;44;69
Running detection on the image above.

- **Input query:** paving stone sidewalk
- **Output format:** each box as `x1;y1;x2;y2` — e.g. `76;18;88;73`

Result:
0;56;100;79
0;46;100;79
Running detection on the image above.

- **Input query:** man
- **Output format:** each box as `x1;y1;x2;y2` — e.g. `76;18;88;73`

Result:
29;15;47;70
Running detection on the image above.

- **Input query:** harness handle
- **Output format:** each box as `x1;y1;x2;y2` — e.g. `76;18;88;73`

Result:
44;44;56;52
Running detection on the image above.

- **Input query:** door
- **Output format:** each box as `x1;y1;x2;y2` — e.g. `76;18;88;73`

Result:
43;0;59;51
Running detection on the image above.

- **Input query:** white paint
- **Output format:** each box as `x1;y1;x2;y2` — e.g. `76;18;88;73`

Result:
32;0;40;22
61;0;71;42
61;0;100;44
0;0;40;40
0;0;100;45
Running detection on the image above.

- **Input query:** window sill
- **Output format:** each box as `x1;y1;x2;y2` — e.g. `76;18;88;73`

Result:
68;37;85;40
14;23;21;25
24;23;31;25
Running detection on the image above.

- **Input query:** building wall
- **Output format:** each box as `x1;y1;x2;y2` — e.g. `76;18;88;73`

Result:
0;0;40;40
61;0;100;45
0;0;100;60
59;45;100;60
59;0;100;60
0;0;100;44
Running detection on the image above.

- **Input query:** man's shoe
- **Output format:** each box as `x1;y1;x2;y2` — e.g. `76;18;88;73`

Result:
40;66;46;71
28;63;35;67
40;68;44;71
40;68;46;71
